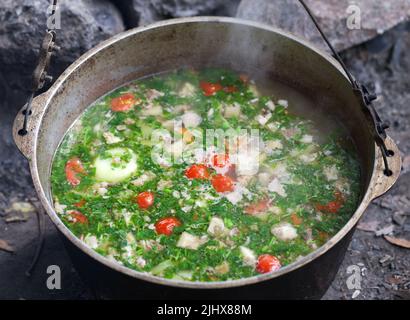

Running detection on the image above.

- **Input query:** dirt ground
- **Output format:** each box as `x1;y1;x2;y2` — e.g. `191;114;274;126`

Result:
0;22;409;300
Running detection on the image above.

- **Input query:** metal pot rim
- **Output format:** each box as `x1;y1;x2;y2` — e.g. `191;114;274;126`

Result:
17;16;402;289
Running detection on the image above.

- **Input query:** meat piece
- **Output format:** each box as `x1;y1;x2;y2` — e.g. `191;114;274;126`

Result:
224;103;241;118
300;153;317;163
214;261;230;275
179;82;196;97
207;217;226;237
265;140;283;154
244;199;270;215
236;152;259;176
324;165;339;181
268;178;287;197
103;132;122;144
301;134;313;143
277;99;289;108
266;100;276;111
136;256;147;268
131;171;156;186
255;112;272;126
181;111;202;128
224;183;251;205
54;202;67;215
146;89;164;101
282;127;299;139
177;232;208;250
141;105;163;116
271;223;298;241
240;246;257;267
83;235;99;249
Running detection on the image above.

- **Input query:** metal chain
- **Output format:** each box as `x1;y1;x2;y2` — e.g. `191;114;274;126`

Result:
298;0;392;175
18;0;59;136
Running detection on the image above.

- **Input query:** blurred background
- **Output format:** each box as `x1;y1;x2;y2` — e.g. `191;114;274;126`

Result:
0;0;409;299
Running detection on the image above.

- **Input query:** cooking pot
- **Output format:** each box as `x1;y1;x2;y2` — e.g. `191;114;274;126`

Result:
13;17;401;299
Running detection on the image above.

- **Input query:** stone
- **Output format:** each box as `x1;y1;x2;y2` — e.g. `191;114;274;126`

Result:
375;224;395;237
379;254;394;267
236;0;410;52
392;212;407;226
0;0;125;111
115;0;241;27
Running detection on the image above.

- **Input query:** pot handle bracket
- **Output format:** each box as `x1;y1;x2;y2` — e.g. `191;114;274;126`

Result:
353;84;402;200
298;0;401;197
13;93;50;160
369;135;401;200
353;84;399;177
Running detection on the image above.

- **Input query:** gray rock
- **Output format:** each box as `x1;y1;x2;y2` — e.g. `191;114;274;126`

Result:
116;0;241;27
236;0;410;52
0;0;125;111
392;212;407;226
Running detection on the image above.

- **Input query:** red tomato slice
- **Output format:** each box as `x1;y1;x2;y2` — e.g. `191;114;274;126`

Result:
74;199;86;208
65;157;85;186
155;217;182;236
135;191;155;209
200;81;223;96
69;210;88;224
110;93;137;112
244;199;270;215
256;254;281;274
185;164;210;180
212;154;229;168
290;213;303;225
315;191;345;214
211;174;234;193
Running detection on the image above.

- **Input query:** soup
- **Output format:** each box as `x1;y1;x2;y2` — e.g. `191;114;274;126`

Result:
51;68;360;281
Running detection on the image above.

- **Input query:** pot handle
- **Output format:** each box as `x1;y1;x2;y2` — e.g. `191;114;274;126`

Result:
369;136;401;200
13;92;49;160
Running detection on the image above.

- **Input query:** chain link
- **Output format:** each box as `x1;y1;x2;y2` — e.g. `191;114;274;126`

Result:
298;0;392;175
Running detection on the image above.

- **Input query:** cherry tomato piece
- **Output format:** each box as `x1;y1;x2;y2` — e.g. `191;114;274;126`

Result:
212;154;230;168
315;191;345;214
110;93;137;112
68;210;88;224
155;217;182;236
256;254;281;274
65;157;85;186
290;213;303;225
136;191;155;209
200;81;223;96
74;199;86;208
185;164;210;180
211;174;234;193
